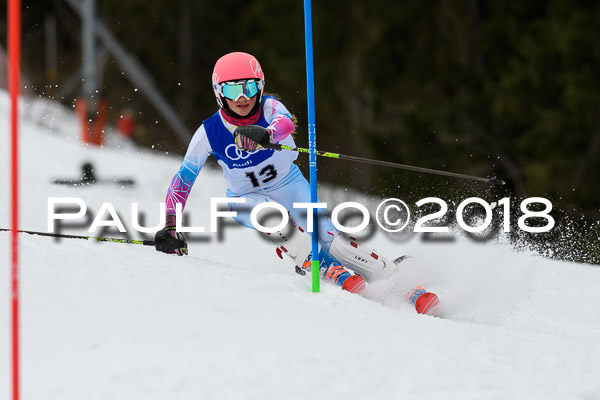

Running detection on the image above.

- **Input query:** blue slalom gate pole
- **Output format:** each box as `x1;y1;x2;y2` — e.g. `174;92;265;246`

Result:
303;0;319;292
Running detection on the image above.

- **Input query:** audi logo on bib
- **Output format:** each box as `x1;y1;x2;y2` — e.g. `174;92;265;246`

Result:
225;144;258;161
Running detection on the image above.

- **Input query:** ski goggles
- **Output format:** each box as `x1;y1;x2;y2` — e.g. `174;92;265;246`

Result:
217;79;262;101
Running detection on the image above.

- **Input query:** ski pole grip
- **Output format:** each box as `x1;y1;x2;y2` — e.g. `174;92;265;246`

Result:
263;142;282;150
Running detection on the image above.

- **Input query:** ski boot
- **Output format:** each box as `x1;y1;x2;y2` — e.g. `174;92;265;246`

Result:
318;249;365;294
299;251;366;294
322;263;366;294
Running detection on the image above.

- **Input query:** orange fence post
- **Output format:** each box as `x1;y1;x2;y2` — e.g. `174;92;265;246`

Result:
76;97;107;146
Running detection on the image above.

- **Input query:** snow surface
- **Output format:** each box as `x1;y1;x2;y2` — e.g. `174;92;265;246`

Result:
1;90;600;400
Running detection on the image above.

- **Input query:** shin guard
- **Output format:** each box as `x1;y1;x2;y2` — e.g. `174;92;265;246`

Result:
327;235;396;282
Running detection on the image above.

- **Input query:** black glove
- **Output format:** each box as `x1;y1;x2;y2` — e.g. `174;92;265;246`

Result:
155;214;188;256
234;125;274;150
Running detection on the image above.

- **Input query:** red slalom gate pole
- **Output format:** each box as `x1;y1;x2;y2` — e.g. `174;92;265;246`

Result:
8;0;22;399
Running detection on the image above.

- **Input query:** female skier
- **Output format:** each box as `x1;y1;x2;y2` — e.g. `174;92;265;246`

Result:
154;52;437;312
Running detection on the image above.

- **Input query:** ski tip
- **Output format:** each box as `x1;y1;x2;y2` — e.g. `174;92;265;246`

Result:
415;292;440;315
341;274;366;294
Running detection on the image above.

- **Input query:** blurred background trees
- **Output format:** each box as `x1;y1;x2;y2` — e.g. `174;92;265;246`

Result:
1;0;599;222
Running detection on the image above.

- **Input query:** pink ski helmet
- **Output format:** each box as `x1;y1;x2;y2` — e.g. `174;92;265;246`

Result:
212;52;265;114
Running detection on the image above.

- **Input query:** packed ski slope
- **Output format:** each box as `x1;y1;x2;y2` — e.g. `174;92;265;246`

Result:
1;91;599;400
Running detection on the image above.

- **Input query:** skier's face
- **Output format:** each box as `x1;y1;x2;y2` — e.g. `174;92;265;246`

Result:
226;95;257;117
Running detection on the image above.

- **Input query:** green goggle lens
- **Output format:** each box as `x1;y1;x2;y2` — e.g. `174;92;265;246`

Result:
221;80;259;101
